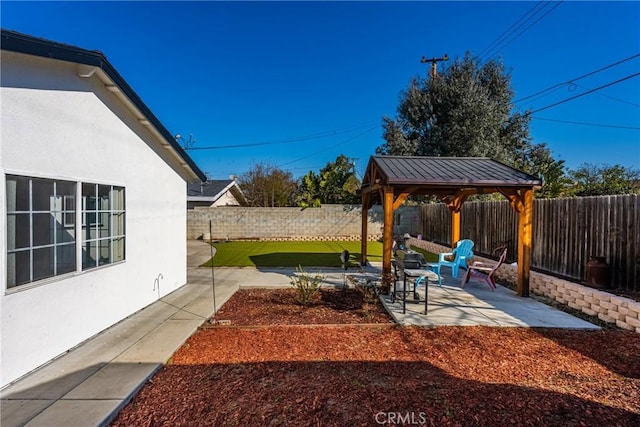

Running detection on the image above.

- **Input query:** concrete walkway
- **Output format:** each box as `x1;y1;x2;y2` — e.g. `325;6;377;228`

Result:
1;240;225;427
1;240;598;426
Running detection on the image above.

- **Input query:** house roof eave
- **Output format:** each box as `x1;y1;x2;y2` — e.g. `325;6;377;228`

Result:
1;28;206;182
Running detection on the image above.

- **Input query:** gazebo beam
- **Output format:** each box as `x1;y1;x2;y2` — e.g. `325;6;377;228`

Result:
361;183;383;194
441;191;468;247
392;191;413;211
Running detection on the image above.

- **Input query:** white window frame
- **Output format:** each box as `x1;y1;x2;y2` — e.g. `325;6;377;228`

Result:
63;195;75;228
5;174;126;290
81;183;126;270
5;175;77;288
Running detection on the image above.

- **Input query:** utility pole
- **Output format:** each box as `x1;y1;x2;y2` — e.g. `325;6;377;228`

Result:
420;54;449;78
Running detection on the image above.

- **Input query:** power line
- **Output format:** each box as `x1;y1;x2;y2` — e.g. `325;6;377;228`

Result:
516;85;568;106
478;1;548;59
480;1;563;62
186;121;376;150
515;53;640;104
533;116;640;130
208;124;376;175
284;165;328;172
486;0;564;61
277;125;378;168
573;82;640;108
527;72;640;114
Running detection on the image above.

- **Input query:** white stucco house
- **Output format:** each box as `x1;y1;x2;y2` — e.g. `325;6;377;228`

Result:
0;29;206;387
187;179;248;209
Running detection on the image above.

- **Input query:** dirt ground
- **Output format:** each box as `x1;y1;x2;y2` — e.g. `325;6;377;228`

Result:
111;288;640;427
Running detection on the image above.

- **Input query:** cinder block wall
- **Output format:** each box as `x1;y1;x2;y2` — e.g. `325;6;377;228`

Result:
407;237;640;333
187;205;421;241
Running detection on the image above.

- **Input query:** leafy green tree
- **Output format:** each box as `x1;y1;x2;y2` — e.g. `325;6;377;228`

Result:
296;172;322;208
378;52;563;197
296;155;361;206
513;143;569;198
238;163;298;207
566;163;640;196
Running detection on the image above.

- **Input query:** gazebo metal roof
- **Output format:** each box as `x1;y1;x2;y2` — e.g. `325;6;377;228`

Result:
361;156;543;209
365;156;542;187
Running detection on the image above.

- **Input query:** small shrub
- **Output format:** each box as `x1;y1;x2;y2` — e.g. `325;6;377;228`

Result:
356;283;379;303
347;274;380;303
290;265;324;306
356;282;379;320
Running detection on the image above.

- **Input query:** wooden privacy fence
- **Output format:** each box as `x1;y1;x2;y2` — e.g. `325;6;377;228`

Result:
419;194;639;291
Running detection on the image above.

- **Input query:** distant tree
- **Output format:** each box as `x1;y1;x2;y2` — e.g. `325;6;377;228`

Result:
296;155;361;206
513;143;570;198
377;52;562;196
565;163;640;196
238;163;298;207
296;172;322;208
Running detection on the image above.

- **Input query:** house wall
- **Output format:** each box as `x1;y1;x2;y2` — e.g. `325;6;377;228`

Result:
0;51;189;386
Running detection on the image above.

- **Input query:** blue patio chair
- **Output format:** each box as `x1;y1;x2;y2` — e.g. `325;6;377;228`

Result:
431;239;475;282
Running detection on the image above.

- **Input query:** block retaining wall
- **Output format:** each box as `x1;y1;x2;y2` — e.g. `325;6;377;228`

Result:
187;205;420;241
236;235;381;242
407;238;640;333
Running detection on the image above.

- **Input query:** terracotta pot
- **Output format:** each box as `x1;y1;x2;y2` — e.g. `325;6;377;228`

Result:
585;256;610;289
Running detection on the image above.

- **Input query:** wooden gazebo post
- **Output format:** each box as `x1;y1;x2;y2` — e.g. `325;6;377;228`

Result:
381;186;395;290
382;186;414;291
499;187;535;297
360;193;369;266
517;189;534;297
451;210;461;248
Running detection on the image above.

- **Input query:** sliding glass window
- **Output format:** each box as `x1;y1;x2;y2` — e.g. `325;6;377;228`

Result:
82;183;125;270
6;175;77;288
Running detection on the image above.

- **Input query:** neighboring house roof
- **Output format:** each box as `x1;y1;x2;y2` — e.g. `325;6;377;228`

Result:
365;156;542;188
187;180;248;206
0;28;206;181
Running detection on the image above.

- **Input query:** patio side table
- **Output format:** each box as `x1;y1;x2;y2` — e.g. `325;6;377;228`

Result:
402;268;439;314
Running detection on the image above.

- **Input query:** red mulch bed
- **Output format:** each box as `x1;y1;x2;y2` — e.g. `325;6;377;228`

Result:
111;288;640;427
213;287;392;325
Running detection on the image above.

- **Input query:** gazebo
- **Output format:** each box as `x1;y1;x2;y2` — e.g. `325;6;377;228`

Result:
359;156;542;297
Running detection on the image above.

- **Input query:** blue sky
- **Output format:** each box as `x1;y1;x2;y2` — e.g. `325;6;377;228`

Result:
2;1;639;180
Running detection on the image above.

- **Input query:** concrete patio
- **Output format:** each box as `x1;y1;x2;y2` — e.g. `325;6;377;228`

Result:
381;274;600;329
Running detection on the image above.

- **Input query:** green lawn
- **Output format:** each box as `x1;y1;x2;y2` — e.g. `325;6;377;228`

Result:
202;240;385;267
